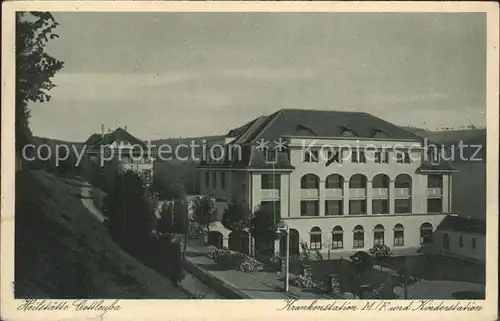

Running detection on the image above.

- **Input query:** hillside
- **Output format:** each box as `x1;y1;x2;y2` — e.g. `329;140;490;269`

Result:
15;170;188;299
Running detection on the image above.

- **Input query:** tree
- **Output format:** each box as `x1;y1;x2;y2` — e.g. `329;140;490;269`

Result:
16;12;64;151
369;244;392;270
103;171;157;256
192;196;215;244
350;251;374;298
249;204;279;257
394;266;418;299
157;198;189;236
221;202;251;233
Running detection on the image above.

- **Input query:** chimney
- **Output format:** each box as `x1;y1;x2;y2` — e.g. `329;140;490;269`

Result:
124;125;128;132
101;124;105;138
108;128;111;133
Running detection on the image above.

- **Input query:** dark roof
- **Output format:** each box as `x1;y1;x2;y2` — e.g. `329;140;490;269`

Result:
232;109;423;144
85;128;147;149
437;215;486;235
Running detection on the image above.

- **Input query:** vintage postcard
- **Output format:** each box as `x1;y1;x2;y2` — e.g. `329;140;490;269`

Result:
1;1;498;321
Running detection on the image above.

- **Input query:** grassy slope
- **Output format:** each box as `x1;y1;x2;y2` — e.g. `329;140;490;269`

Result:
15;170;188;299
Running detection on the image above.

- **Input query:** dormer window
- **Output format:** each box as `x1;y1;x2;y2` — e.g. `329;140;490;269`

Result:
340;126;357;137
372;129;390;138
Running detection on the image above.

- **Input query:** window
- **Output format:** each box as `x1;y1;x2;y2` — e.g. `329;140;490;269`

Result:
393;224;404;246
459;235;464;248
332;226;343;249
396;151;411;164
374;224;385;245
395;174;412;189
349;200;367;215
375;151;389;163
372;174;389;188
304;149;319;163
212;172;217;189
205;172;210;188
325;149;342;164
472;238;476;249
300;201;319;216
428;175;443;188
325;174;344;189
261;174;281;190
261;201;281;224
420;223;433;245
265;149;277;163
353;225;364;248
349;174;367;188
351;151;366;163
221;172;226;189
326;200;343;216
301;174;319;189
443;233;450;250
395;199;412;214
427;198;442;213
373;199;389;214
310;227;322;250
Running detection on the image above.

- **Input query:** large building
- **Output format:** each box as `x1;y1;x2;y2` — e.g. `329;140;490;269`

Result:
83;126;154;190
197;109;457;258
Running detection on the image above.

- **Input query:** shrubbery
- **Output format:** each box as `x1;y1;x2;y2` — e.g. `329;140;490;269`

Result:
207;249;264;272
290;274;318;290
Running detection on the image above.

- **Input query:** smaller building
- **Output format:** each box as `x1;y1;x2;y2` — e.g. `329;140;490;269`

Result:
435;215;485;262
82;126;154;190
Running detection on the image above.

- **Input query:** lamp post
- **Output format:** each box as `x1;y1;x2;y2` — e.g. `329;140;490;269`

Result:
278;220;290;292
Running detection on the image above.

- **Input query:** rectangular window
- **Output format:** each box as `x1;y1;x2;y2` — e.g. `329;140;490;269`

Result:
374;231;385;245
396;151;411;164
375;151;389;163
205;172;210;188
372;199;389;214
212;172;217;189
353;233;364;248
427;175;443;188
304;149;319;163
261;174;281;190
332;233;343;249
325;200;343;216
310;234;322;250
395;199;412;214
261;201;281;224
351;151;366;163
325;149;343;164
265;149;277;163
349;200;367;215
427;198;443;213
221;172;226;189
394;231;404;246
300;201;319;216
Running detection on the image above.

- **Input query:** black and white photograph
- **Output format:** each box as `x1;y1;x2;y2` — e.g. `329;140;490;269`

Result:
1;2;498;320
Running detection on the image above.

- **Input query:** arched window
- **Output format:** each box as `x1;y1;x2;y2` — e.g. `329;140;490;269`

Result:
326;174;344;189
301;174;319;189
374;224;385;245
443;233;450;250
373;174;390;189
472;237;476;249
459;235;464;248
395;174;412;190
310;227;322;250
332;226;343;249
393;224;404;247
420;223;433;245
353;225;364;248
349;174;367;189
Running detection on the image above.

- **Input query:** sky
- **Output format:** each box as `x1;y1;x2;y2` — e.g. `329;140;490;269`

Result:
28;12;487;141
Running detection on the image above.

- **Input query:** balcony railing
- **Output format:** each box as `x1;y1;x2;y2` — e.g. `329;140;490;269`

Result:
261;189;280;200
349;188;366;198
394;188;411;198
372;188;389;198
301;189;319;199
427;187;442;197
324;188;343;199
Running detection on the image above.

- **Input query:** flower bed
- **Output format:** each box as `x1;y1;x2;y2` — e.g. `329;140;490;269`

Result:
207;249;264;272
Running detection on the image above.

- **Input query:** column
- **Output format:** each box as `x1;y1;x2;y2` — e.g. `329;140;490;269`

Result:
366;180;373;215
319;179;326;216
389;180;395;214
281;174;290;218
442;174;450;213
343;180;350;215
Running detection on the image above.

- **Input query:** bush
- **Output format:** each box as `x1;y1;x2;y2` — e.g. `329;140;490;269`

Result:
207;249;264;272
291;274;318;290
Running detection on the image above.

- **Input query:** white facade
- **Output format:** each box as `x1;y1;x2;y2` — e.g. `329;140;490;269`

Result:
199;135;454;258
434;229;485;262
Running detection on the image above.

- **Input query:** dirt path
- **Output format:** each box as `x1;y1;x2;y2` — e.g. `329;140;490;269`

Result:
80;185;106;223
